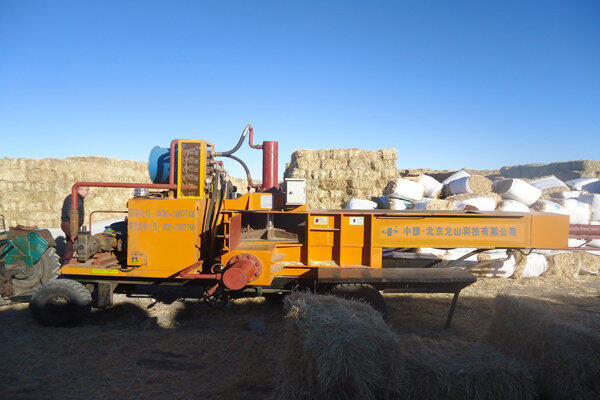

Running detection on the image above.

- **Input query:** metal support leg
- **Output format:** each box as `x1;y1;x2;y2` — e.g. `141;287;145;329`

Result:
445;291;460;329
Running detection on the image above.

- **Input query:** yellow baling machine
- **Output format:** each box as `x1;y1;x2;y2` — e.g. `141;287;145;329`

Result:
22;126;576;327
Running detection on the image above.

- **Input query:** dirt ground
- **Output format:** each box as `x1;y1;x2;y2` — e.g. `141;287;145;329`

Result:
1;276;599;400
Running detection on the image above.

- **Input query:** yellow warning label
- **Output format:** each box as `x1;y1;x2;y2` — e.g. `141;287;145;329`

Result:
91;268;119;275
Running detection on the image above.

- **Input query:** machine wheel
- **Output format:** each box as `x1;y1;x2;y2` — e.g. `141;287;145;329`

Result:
329;284;388;319
30;279;92;327
11;247;60;295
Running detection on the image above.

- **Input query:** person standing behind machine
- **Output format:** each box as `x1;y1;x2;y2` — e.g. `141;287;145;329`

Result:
60;186;89;264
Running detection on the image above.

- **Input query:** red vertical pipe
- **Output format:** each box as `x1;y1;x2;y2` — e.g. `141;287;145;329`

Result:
262;141;278;191
169;139;178;185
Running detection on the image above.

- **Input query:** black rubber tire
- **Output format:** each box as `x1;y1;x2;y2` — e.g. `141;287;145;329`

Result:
329;283;388;319
12;247;60;295
30;279;92;327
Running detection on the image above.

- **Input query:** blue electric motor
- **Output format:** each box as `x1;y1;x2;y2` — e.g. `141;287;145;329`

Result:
148;146;174;184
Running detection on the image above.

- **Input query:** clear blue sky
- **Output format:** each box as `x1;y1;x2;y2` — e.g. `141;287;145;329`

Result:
1;1;599;179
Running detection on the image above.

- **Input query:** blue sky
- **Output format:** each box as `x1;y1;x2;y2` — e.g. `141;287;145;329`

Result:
1;1;599;179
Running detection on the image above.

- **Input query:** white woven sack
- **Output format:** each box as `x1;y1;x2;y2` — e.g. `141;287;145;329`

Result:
485;252;516;278
346;198;377;210
565;177;598;190
562;199;590;225
413;198;434;210
529;175;568;190
522;253;548;278
492;179;541;206
579;193;600;221
441;170;470;185
454;197;496;211
448;176;472;195
388;198;412;210
497;199;530;212
419;175;443;198
389;178;424;202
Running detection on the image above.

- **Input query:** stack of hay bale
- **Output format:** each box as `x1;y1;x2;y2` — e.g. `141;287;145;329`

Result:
283;148;398;209
0;157;150;228
348;169;600;280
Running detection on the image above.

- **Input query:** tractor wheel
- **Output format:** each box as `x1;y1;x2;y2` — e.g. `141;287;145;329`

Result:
12;247;60;295
329;283;388;319
30;279;92;327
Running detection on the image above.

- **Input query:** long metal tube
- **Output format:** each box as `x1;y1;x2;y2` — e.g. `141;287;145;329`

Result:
169;139;178;185
569;224;600;240
248;125;262;149
214;125;251;156
69;182;177;237
88;210;127;232
261;141;278;191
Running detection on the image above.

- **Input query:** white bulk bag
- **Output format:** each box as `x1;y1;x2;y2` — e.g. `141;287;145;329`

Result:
537;199;568;214
522;253;548;278
454;197;496;212
388;178;424;202
486;252;516;278
562;199;590;225
419;175;443;198
496;199;530;212
387;198;412;210
445;248;478;268
412;198;434;210
441;170;470;185
579;193;600;221
559;191;583;199
565;177;598;191
492;179;541;206
346;198;377;210
415;247;448;257
448;176;472;195
529;175;568;191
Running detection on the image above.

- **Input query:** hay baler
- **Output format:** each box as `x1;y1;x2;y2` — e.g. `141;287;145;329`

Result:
26;125;578;326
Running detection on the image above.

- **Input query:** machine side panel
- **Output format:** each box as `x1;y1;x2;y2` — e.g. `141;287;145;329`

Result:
126;198;200;276
372;215;531;249
530;213;569;249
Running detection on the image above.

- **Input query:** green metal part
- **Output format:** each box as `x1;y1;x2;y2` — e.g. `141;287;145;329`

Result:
1;231;49;269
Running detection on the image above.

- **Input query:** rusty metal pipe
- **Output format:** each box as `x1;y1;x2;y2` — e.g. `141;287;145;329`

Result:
178;261;221;280
248;125;262;149
169;139;178;185
70;182;177;238
88;210;127;232
569;224;600;240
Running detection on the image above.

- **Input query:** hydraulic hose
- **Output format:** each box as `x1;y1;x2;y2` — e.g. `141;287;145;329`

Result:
214;124;251;157
222;154;258;190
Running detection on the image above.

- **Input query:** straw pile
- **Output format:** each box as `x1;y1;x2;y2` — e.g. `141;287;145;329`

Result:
413;199;453;211
0;157;151;228
486;295;600;399
401;336;537;400
500;160;600;181
276;292;406;400
545;252;581;278
284;148;397;209
466;175;493;194
445;193;502;204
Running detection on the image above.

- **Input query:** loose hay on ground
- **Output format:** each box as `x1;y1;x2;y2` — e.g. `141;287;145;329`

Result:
400;335;537;400
485;295;600;400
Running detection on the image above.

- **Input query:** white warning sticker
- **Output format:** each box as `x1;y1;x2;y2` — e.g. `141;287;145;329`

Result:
313;216;329;225
260;195;273;209
349;217;364;225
